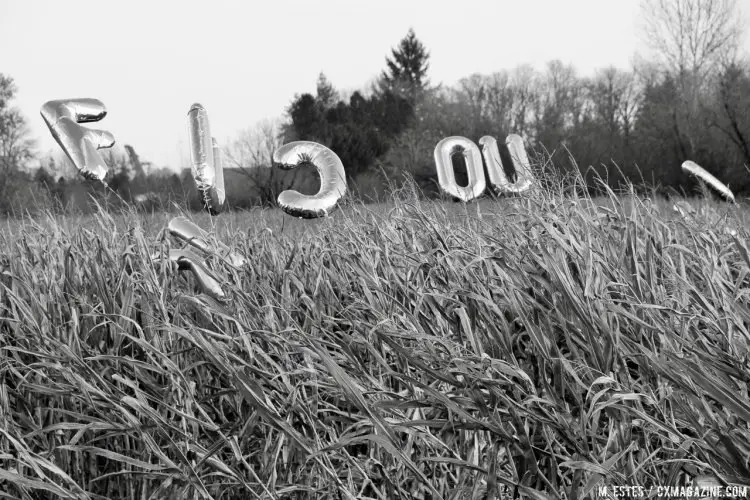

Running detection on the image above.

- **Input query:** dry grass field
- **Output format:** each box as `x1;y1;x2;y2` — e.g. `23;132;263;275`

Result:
0;177;748;499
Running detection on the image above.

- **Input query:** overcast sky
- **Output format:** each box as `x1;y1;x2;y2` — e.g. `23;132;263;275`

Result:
0;0;746;172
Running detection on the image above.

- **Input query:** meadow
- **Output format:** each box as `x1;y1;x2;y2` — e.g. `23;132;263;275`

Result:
0;173;748;499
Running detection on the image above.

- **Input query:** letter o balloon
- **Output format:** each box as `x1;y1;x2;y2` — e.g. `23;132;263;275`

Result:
433;136;486;202
272;141;347;218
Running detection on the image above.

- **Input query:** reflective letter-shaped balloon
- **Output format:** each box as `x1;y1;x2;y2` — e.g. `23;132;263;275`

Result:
40;99;115;182
505;134;535;191
434;136;486;202
168;216;246;268
681;160;735;203
188;103;225;214
168;248;226;301
272;141;347;218
479;135;534;195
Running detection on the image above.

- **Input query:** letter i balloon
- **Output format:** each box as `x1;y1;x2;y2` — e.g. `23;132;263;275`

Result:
188;103;226;215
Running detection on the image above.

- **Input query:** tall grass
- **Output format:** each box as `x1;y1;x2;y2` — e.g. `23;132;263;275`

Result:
0;169;748;499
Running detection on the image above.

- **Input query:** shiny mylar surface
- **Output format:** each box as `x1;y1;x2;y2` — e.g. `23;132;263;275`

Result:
433;136;486;202
40;98;115;182
212;137;226;211
505;135;534;192
479;135;533;195
272;141;347;218
681;160;735;203
167;248;226;301
188;103;225;214
168;216;246;268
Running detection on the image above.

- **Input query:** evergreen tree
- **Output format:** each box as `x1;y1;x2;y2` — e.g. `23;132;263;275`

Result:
379;28;430;102
316;73;339;111
285;70;415;179
284;93;326;143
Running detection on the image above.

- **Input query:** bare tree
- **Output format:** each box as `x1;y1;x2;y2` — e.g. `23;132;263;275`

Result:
224;118;287;205
641;0;743;81
455;73;488;132
710;60;750;167
0;74;34;177
453;71;521;138
484;71;515;134
509;65;539;138
533;61;588;147
588;67;642;140
226;118;283;169
640;0;745;159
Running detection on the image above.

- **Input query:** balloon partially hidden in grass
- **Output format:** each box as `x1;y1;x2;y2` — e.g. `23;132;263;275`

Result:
681;160;735;203
272;141;347;218
188;103;225;215
433;136;487;202
40;98;115;182
479;134;534;195
167;248;225;301
434;134;536;201
167;216;246;268
151;216;247;307
150;247;226;301
673;200;696;220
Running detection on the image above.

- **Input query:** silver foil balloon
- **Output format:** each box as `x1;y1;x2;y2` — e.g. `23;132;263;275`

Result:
681;160;735;203
433;136;486;202
479;135;533;195
167;248;226;301
168;216;246;268
188;103;225;214
505;134;535;192
212;137;226;210
40;98;115;182
673;200;696;223
272;141;347;218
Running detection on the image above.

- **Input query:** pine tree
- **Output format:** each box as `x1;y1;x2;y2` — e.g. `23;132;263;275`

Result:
316;73;339;111
379;28;430;102
285;93;326;142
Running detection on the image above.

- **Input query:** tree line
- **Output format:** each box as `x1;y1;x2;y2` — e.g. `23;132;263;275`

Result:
0;0;748;216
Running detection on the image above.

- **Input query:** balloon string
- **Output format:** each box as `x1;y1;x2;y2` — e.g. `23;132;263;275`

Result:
201;188;214;215
201;188;219;237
